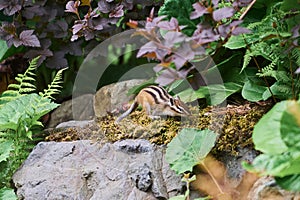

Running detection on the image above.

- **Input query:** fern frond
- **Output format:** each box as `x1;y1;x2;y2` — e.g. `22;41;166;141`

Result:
40;67;67;99
17;57;38;94
292;48;300;68
257;58;278;77
241;49;252;72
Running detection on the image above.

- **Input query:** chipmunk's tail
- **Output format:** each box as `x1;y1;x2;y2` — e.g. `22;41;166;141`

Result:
115;101;138;123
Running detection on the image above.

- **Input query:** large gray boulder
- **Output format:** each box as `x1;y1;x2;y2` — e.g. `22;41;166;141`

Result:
47;94;95;128
13;140;182;200
93;79;145;118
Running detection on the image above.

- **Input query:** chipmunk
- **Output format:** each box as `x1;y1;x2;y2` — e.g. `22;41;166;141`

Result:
115;85;191;123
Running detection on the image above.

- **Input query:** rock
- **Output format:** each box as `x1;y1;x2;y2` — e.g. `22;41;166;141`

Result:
248;176;300;200
13;139;182;200
94;79;145;118
56;120;94;128
47;94;95;128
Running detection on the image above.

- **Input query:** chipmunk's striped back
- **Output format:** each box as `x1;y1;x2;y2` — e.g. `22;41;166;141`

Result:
115;85;191;123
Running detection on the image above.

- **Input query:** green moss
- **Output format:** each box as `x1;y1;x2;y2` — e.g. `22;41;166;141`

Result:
45;101;271;156
98;102;271;155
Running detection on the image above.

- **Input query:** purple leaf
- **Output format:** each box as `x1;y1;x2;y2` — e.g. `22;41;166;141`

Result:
145;16;166;30
65;1;78;14
155;68;178;86
158;17;180;30
62;40;83;56
217;24;230;37
212;0;219;7
213;7;235;21
192;25;220;44
83;29;95;41
232;27;251;35
47;20;68;38
190;3;208;19
72;22;84;35
46;51;68;69
173;43;195;69
24;49;53;66
233;0;252;7
0;0;22;16
230;20;243;27
163;31;185;48
109;4;124;18
137;41;158;57
98;1;114;13
153;65;163;72
23;6;46;19
18;30;41;47
71;34;79;41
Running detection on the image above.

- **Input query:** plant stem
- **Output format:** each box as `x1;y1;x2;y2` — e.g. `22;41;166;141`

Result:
200;160;225;195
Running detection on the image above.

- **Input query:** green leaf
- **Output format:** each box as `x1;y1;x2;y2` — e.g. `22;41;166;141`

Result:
158;0;198;36
0;93;59;131
276;174;300;192
0;40;9;61
127;78;155;96
168;195;186;200
177;88;199;102
0;187;17;200
196;82;242;105
242;80;267;102
224;35;247;49
245;152;300;177
280;101;300;151
0;141;13;162
252;101;289;154
166;128;217;174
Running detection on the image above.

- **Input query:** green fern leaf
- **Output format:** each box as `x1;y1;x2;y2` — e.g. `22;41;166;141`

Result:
241;49;252;72
7;84;20;90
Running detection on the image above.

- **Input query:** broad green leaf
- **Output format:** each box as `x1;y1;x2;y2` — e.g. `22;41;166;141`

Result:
177;88;199;102
127;78;155;96
280;101;300;151
224;35;246;49
0;141;13;162
0;187;17;200
242;80;267;102
276;174;300;192
0;40;9;61
196;82;242;105
244;152;300;177
263;82;293;100
253;101;289;154
169;195;186;200
166;128;217;174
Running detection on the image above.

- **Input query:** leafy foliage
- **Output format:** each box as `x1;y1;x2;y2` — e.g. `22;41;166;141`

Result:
133;0;251;90
0;0;163;98
0;57;64;197
0;56;39;105
243;100;300;191
166;128;217;174
131;0;300;105
166;128;221;199
0;187;17;200
226;2;300;101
